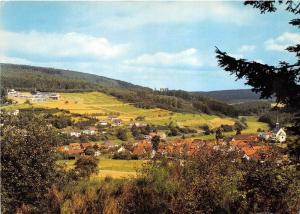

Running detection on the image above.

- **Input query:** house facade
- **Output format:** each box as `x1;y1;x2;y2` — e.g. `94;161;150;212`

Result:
272;128;287;143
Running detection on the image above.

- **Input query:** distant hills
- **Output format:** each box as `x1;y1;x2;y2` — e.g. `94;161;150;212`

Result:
200;89;261;103
0;63;262;117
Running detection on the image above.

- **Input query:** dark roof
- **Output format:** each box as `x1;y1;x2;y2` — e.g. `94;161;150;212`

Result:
272;127;281;133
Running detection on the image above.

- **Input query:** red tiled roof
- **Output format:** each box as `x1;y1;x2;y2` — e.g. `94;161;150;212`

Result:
231;140;248;149
69;143;81;148
81;142;94;149
57;146;67;153
241;145;269;159
133;141;152;155
232;134;258;142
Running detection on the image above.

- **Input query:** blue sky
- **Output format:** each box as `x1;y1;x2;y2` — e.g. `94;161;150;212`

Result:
0;1;299;91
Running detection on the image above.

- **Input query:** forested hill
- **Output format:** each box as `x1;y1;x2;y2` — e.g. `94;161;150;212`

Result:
0;63;147;92
0;63;238;117
200;89;261;103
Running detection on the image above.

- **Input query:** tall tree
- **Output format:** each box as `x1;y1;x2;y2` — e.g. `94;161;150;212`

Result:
215;128;223;141
216;0;300;136
1;113;61;213
151;135;161;151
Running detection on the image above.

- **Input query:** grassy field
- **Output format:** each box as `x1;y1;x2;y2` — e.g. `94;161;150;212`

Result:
241;116;269;133
5;91;236;128
174;116;269;141
57;158;146;179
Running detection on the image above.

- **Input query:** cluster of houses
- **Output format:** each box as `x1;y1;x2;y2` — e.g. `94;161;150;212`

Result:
66;117;124;138
67;117;167;139
8;89;60;102
69;127;98;138
57;142;101;159
6;109;19;116
231;134;270;160
258;123;287;143
56;120;288;160
57;131;282;161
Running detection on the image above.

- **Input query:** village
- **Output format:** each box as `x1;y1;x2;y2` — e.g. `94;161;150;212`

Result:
57;121;287;162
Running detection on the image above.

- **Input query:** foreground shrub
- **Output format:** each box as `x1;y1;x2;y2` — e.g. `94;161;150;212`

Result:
118;159;182;214
1;114;61;213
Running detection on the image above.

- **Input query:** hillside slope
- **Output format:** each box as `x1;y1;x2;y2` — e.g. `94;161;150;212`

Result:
0;63;238;117
4;91;236;128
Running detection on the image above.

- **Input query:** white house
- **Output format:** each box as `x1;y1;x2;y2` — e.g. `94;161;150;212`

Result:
117;146;126;153
94;150;101;156
144;135;152;140
12;109;19;115
98;121;108;126
272;123;287;143
70;132;81;137
82;130;96;135
7;109;19;116
8;89;18;97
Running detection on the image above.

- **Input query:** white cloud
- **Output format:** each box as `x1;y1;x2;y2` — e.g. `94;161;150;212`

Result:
238;45;256;53
123;48;202;70
0;55;33;64
99;2;255;29
229;53;244;59
0;31;128;60
265;32;300;52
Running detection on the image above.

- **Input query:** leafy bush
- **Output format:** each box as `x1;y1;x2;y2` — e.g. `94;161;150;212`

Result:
112;150;132;160
220;124;234;132
117;128;128;141
72;157;99;180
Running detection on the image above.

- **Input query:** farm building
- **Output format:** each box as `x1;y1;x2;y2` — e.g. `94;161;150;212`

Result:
49;93;60;100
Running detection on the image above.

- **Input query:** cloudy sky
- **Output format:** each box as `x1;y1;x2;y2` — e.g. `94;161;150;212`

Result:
0;1;299;91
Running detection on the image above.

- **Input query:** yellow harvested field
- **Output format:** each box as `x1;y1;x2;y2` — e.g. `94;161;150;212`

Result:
94;170;137;179
6;91;236;128
210;118;235;127
57;159;146;179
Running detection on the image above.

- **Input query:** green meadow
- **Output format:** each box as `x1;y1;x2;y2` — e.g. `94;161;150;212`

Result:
6;91;237;128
